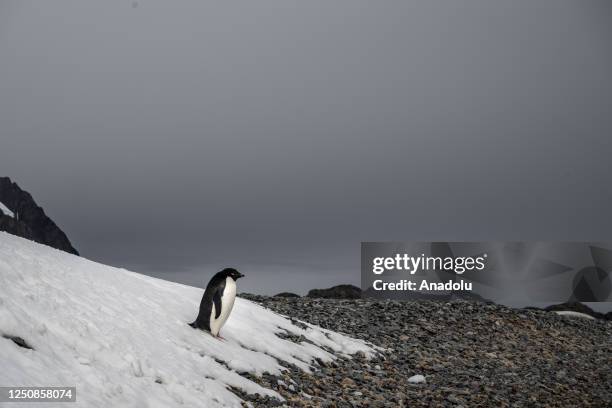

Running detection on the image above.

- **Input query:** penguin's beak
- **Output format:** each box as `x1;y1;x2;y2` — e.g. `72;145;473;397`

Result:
237;272;245;279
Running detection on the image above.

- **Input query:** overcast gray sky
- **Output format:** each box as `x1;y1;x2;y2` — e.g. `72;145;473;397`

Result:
1;1;611;295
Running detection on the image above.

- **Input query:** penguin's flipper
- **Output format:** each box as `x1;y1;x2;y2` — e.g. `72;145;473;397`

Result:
213;289;223;319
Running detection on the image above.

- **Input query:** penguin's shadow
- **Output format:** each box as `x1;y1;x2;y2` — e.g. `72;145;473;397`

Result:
186;324;227;342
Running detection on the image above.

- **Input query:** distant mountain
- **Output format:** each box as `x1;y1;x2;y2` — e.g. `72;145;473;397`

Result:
306;284;493;302
362;285;493;303
274;292;300;298
0;177;78;255
307;284;362;299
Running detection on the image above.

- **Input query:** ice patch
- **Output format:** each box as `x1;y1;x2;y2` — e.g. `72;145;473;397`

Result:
554;310;595;320
0;201;14;218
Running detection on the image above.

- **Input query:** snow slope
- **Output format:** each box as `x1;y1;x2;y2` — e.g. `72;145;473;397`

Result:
0;232;374;407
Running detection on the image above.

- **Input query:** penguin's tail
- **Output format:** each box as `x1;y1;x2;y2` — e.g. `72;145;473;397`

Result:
188;321;197;329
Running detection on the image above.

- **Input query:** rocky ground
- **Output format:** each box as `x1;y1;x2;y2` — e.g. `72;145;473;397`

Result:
237;295;611;407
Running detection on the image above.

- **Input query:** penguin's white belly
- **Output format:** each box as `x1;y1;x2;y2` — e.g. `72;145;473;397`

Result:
210;277;236;336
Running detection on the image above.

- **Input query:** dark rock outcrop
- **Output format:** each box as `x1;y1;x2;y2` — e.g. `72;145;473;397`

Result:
0;177;78;255
2;334;33;350
307;284;362;299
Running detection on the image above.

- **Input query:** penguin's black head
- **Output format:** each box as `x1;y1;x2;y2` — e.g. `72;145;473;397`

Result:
222;268;244;281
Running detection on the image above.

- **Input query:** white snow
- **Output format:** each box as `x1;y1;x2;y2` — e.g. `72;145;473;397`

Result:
407;374;426;384
0;232;375;407
554;310;596;320
0;201;14;218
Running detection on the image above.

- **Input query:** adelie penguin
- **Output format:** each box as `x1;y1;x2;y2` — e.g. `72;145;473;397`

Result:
189;268;244;338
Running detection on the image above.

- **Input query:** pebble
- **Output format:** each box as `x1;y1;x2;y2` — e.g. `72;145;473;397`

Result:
407;374;426;384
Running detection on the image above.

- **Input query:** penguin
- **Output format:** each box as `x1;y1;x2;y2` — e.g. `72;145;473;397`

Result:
189;268;244;338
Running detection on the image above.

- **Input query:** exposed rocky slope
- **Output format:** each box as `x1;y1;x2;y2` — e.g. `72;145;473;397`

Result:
240;294;611;407
0;177;78;255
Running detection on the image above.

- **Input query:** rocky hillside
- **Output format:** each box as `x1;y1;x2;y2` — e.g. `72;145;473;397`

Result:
0;177;78;255
241;294;611;407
